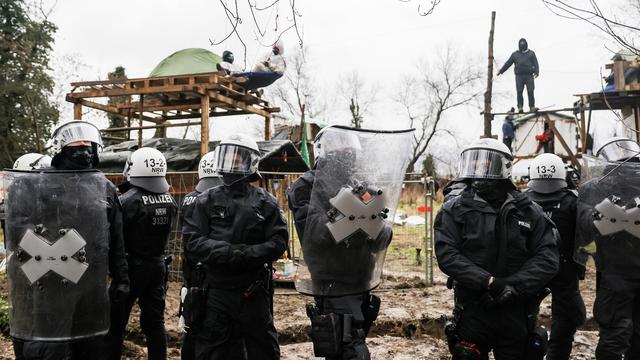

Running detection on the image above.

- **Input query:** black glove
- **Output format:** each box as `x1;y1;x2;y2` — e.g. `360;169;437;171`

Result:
479;292;496;309
489;278;519;305
228;244;247;267
110;282;130;305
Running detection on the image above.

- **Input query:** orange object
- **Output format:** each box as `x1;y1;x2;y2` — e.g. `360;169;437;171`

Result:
417;205;426;213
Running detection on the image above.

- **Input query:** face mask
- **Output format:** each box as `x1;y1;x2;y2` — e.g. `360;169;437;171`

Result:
472;180;508;207
57;145;94;170
221;173;247;186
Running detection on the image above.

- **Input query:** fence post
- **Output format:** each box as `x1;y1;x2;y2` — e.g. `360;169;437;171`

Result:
423;176;435;286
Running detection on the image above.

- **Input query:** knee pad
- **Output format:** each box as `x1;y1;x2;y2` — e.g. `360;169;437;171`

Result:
525;326;548;360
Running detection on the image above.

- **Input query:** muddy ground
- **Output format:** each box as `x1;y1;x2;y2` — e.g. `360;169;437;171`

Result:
0;265;600;360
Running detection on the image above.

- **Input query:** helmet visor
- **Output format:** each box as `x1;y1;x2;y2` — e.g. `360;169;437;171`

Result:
54;122;103;150
215;144;259;175
597;139;640;162
458;149;511;179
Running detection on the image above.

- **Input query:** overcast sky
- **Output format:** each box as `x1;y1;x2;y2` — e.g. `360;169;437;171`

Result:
43;0;626;168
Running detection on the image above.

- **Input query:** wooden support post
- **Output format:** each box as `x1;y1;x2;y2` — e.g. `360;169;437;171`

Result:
544;113;580;169
483;11;496;138
74;102;82;120
127;110;132;140
579;107;587;153
264;116;271;140
138;95;144;148
201;95;210;156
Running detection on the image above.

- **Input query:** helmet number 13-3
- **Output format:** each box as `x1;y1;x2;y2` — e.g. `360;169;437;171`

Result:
537;165;556;174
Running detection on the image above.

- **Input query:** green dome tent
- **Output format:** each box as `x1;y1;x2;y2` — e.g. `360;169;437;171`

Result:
149;48;222;77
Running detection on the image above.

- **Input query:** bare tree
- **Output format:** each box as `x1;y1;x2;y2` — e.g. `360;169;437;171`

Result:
398;0;442;16
210;0;304;68
394;45;483;174
542;0;640;55
268;46;324;124
339;71;377;129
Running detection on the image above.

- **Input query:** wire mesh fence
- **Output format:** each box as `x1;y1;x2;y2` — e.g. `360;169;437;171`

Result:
107;172;437;286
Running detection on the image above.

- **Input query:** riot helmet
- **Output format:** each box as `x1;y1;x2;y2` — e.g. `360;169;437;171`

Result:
222;50;234;64
458;138;513;179
518;38;528;52
313;125;362;165
125;147;170;193
49;121;103;169
13;153;52;171
196;150;222;192
595;137;640;162
528;153;567;194
214;133;261;185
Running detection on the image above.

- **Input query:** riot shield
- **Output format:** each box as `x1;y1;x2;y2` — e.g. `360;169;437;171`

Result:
4;170;111;341
295;126;414;296
575;160;640;272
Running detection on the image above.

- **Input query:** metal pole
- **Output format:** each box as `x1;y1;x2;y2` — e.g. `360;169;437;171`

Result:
423;178;429;284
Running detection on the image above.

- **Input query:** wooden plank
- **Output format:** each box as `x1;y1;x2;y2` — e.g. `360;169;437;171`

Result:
201;95;210;156
544;113;580;169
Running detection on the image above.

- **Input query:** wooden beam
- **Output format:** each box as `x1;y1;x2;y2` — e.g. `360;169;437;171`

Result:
201;95;210;156
544;113;580;169
101;121;201;132
67;84;200;98
74;102;82;120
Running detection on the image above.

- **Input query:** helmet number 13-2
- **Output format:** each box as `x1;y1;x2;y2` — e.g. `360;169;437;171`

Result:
144;158;165;168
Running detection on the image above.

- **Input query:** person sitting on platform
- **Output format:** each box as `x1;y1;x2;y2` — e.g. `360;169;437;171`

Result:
253;41;286;75
535;122;554;154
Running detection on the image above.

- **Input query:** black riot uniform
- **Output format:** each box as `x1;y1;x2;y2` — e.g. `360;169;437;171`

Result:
107;185;177;360
435;182;559;360
288;170;392;360
11;150;130;360
182;181;287;360
577;166;640;360
525;189;586;360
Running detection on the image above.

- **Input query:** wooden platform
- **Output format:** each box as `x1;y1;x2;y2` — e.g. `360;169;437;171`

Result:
65;71;280;155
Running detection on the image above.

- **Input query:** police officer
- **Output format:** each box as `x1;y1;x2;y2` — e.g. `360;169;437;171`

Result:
107;147;177;360
576;137;640;360
435;138;559;360
8;121;129;360
525;154;585;360
182;134;287;360
179;151;221;360
288;125;410;360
